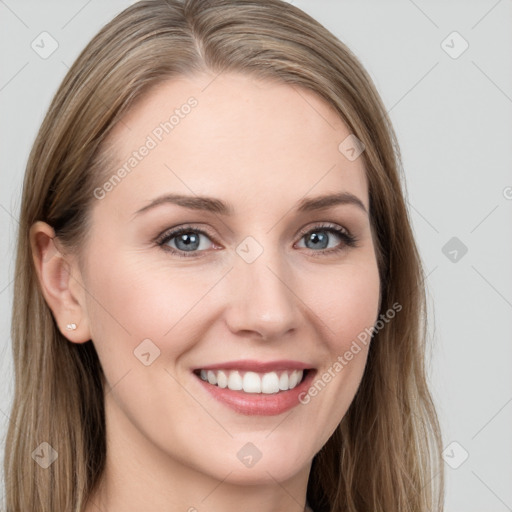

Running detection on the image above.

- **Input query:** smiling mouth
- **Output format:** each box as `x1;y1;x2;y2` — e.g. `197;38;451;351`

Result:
193;368;311;394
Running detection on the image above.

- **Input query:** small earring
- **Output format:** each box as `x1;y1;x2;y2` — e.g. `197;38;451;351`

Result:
66;323;77;331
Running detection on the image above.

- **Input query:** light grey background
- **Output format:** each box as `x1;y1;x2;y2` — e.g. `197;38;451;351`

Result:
1;1;511;510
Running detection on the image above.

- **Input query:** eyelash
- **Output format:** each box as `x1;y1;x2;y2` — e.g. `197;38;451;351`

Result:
155;223;359;259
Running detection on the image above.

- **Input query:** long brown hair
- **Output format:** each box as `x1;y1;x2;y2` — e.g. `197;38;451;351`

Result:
4;1;444;510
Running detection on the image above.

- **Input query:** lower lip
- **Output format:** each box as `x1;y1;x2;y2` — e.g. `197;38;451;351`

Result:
194;370;317;416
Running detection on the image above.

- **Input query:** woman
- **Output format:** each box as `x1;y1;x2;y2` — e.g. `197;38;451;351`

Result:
3;0;444;510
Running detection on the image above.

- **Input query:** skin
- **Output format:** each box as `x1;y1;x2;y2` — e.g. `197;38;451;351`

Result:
31;72;381;512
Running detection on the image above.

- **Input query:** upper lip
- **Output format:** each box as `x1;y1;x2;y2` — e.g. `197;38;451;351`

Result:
193;359;314;373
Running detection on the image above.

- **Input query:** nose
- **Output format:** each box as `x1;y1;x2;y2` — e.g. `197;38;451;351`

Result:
223;244;303;341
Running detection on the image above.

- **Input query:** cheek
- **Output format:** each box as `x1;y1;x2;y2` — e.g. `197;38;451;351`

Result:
310;261;381;347
86;244;231;372
298;263;379;434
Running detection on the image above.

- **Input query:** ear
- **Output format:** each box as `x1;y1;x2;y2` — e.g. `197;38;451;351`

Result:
29;221;91;343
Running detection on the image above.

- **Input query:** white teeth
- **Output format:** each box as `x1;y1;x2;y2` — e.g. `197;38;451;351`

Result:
197;369;304;394
261;372;280;394
243;372;261;393
216;370;228;388
227;370;243;390
289;370;299;388
278;372;289;390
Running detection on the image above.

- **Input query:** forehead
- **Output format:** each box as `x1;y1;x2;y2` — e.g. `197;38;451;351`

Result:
100;72;369;216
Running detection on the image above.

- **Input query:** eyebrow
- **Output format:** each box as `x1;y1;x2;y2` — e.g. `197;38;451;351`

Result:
132;191;368;218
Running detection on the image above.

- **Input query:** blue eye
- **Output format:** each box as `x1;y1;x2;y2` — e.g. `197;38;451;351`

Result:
156;227;214;257
296;224;358;255
156;223;358;258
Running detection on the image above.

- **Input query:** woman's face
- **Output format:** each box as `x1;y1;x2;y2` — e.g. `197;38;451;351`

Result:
77;73;380;486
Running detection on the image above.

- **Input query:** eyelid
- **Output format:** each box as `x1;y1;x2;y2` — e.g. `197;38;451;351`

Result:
296;222;351;239
294;222;359;256
154;224;219;251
